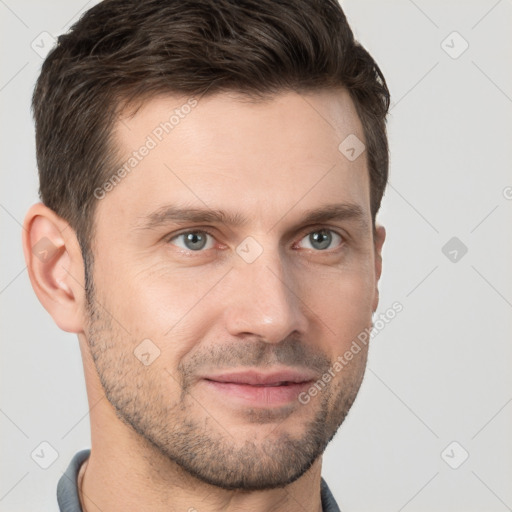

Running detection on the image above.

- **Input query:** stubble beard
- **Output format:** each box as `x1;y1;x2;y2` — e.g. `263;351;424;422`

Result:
84;275;366;491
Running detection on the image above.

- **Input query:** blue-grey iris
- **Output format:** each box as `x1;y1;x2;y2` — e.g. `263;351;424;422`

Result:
184;232;208;250
309;230;332;250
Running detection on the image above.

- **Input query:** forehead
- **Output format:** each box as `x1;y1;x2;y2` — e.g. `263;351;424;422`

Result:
101;89;370;231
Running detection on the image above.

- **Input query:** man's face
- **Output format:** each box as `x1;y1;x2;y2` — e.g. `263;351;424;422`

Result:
84;89;383;490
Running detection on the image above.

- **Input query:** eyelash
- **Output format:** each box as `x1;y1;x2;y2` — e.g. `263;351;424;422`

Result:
166;227;345;254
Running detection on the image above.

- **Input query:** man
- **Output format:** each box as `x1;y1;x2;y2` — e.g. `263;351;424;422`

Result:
23;0;389;510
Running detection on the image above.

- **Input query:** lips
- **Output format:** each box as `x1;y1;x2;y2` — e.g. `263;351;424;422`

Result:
200;368;316;407
202;368;316;386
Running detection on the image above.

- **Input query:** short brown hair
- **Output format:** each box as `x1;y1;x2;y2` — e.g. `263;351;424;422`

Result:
33;0;390;254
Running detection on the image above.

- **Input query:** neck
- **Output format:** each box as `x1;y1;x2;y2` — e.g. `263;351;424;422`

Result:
81;450;323;512
80;420;324;512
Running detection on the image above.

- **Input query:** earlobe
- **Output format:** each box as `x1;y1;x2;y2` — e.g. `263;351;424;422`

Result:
22;203;86;333
372;224;386;312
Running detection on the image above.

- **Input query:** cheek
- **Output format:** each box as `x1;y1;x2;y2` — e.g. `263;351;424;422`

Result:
299;263;375;347
95;259;226;357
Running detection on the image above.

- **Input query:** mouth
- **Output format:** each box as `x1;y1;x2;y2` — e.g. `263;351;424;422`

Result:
209;381;298;387
200;368;316;406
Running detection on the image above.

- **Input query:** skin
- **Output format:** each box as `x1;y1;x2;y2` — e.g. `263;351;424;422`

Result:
23;88;385;512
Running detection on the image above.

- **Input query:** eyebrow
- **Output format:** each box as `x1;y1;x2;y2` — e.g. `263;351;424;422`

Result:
137;202;370;233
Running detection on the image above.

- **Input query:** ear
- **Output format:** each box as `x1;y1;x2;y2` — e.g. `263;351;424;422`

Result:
22;203;87;333
372;224;386;312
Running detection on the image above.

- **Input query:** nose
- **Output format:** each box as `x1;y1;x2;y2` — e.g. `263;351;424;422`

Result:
223;249;308;344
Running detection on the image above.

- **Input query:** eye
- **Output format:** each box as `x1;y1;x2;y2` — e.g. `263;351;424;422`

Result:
297;229;343;251
168;230;215;251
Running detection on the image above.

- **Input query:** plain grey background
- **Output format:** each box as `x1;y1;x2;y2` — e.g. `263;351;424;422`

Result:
1;1;511;511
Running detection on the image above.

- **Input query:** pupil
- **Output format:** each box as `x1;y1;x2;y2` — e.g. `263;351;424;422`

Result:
185;232;207;250
310;230;331;250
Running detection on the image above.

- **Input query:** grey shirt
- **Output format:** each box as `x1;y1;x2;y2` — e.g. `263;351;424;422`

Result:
57;449;341;511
